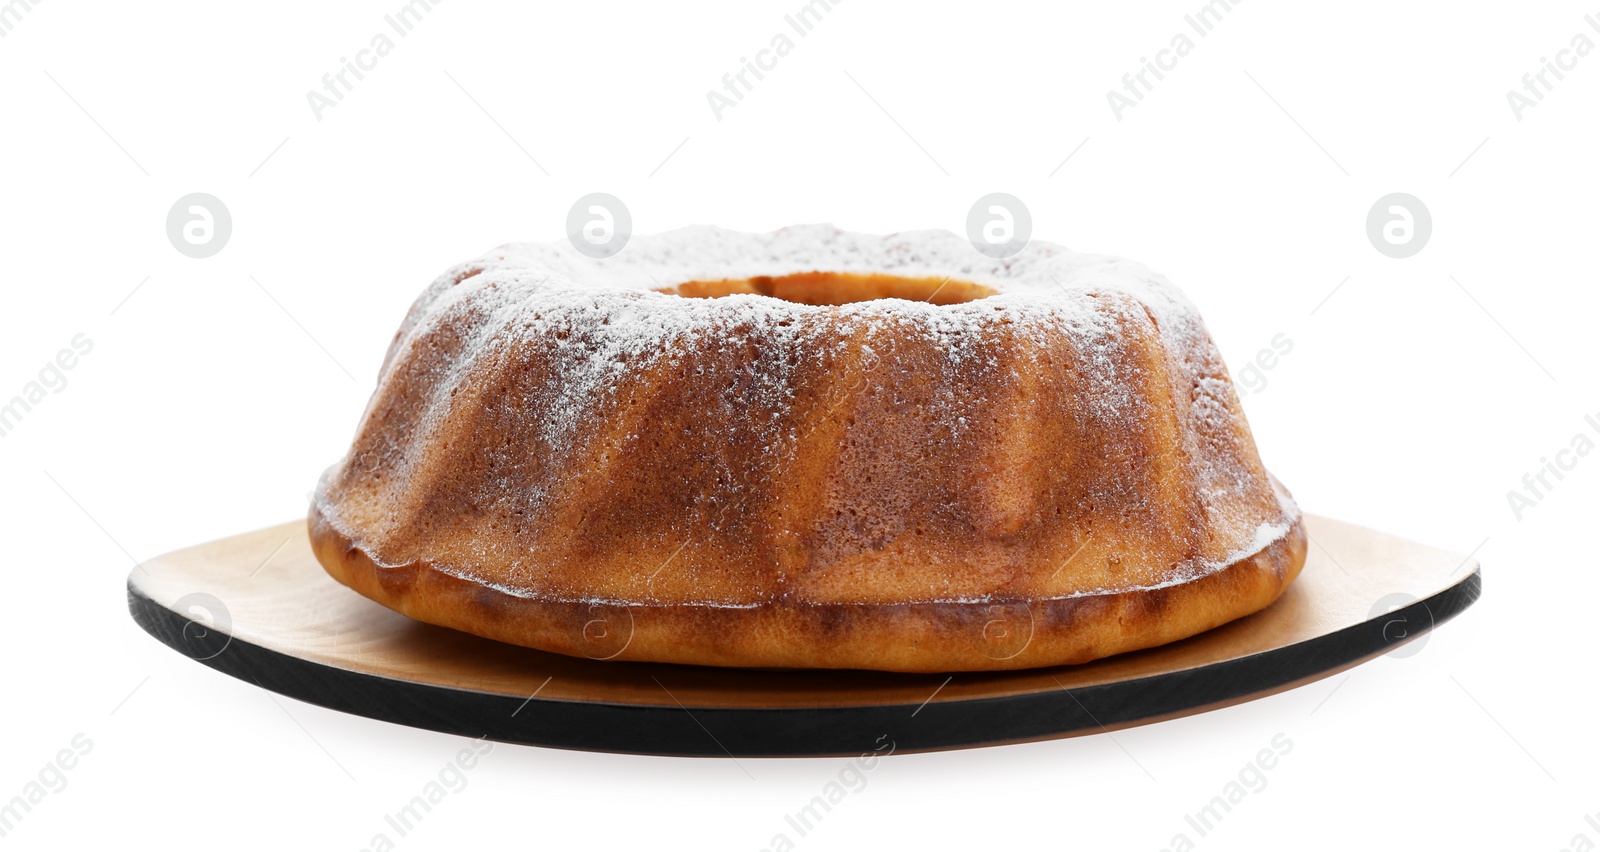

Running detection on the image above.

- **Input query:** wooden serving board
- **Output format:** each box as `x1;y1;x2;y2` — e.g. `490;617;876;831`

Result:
127;515;1480;757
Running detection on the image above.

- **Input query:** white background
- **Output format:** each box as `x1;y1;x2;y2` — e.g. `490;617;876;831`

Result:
1;0;1596;849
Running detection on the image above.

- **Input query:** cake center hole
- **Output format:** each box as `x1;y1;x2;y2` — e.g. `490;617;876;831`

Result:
656;272;999;306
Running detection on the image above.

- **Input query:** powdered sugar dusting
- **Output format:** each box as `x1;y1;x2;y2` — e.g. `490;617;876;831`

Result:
315;224;1299;608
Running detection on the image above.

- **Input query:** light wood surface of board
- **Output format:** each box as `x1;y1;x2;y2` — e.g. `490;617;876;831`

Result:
127;514;1481;755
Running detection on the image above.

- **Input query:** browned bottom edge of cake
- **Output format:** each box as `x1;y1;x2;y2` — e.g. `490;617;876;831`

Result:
307;505;1308;674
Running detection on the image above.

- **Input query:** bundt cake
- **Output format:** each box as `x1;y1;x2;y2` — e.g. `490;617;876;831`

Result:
310;224;1306;673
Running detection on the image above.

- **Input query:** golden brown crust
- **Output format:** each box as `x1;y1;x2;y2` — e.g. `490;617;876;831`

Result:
309;503;1306;673
310;231;1309;672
